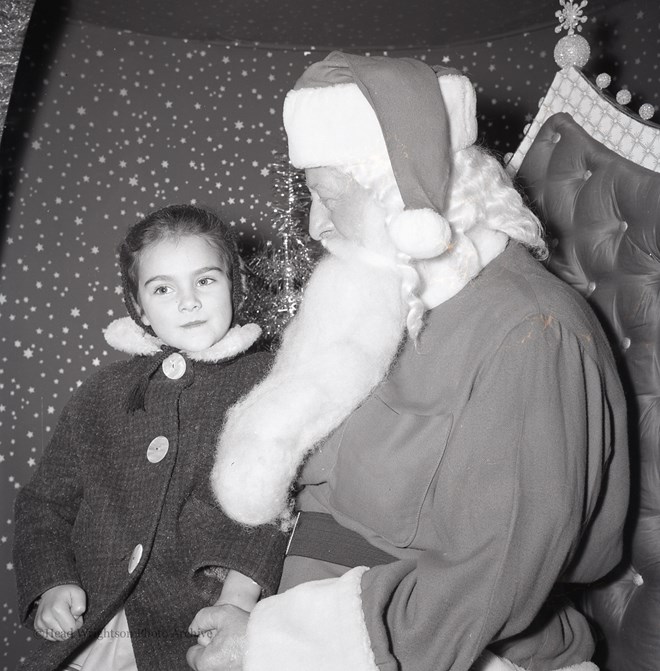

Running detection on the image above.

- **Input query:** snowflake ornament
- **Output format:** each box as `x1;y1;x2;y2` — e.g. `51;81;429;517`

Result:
555;0;589;34
554;0;590;68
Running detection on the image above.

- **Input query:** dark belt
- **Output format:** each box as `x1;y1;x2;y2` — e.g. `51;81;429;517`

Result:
286;511;397;568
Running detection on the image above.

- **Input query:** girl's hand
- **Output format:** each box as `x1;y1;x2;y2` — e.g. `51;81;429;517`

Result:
34;584;87;641
187;604;249;671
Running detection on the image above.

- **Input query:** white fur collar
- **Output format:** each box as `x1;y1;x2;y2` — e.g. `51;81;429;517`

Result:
418;228;508;308
103;316;261;362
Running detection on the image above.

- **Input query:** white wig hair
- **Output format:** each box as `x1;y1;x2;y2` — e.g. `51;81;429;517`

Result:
343;159;426;341
335;145;546;342
445;145;547;259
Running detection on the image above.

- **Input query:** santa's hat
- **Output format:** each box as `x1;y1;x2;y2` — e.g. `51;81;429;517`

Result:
283;51;477;259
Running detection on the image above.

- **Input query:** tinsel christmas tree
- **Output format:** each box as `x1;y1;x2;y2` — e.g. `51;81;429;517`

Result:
241;153;317;348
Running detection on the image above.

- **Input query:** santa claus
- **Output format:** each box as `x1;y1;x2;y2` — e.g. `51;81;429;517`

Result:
187;52;629;671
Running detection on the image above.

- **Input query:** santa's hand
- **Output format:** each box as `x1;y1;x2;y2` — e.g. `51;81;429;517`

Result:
34;584;86;641
187;604;249;671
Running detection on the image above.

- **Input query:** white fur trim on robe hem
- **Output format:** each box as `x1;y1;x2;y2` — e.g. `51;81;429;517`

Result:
243;566;378;671
471;650;598;671
103;317;261;361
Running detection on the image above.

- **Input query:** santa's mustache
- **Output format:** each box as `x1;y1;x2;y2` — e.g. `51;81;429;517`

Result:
211;237;408;527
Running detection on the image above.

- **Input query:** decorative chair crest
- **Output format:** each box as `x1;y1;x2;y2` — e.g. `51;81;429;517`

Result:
505;0;659;176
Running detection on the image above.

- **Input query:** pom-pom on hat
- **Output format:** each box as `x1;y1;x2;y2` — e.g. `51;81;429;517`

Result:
283;51;478;259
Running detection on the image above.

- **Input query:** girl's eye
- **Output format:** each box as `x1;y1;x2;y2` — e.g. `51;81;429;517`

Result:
154;285;172;295
198;277;216;287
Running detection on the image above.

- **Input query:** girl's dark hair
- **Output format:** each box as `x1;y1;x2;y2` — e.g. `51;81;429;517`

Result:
118;204;245;328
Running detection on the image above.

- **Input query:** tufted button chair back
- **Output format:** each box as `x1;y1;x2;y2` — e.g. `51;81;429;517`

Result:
515;111;660;671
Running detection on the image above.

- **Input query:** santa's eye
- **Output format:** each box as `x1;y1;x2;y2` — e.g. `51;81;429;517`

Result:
312;191;334;209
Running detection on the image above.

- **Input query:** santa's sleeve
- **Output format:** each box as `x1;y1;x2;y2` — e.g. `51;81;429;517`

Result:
242;315;628;671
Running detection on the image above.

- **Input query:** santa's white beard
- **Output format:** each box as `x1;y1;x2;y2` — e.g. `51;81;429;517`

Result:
211;238;407;526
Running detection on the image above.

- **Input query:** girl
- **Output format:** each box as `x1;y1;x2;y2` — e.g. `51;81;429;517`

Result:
13;204;288;671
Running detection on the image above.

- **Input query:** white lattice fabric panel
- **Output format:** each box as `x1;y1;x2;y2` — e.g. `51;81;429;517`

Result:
507;66;660;175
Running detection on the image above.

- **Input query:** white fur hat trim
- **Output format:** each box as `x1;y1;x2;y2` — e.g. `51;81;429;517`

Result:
283;83;389;169
283;75;477;170
439;74;478;151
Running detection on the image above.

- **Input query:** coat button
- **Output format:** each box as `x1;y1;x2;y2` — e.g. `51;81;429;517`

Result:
147;435;169;463
128;544;143;574
162;352;186;379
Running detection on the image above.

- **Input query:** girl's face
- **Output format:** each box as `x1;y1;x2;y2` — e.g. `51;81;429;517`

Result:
136;234;233;352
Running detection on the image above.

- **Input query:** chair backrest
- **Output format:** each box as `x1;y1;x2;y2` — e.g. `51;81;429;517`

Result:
514;109;660;671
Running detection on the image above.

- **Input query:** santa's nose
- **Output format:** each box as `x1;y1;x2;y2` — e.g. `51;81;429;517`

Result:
308;200;335;241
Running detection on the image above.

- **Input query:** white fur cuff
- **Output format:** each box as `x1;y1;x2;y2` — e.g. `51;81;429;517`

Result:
244;567;378;671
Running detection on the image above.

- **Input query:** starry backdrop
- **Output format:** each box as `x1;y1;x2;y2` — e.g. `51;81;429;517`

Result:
0;0;658;666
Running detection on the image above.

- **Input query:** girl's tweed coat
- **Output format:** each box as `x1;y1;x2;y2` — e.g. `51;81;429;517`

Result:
13;320;287;671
